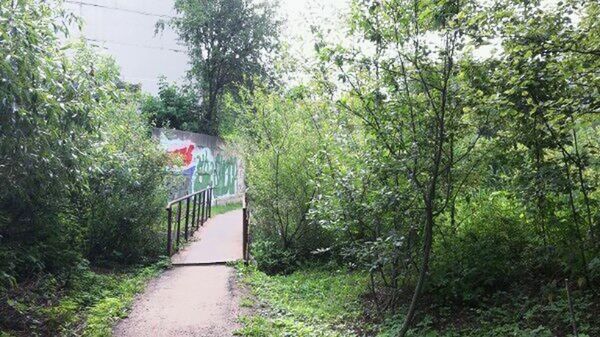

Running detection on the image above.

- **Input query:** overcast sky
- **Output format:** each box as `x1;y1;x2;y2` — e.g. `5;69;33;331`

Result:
278;0;349;57
65;0;188;93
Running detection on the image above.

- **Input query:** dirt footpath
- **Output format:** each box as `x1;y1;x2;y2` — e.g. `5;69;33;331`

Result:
113;210;244;337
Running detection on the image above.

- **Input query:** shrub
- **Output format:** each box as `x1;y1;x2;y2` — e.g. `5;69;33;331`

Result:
429;192;535;302
141;78;201;132
0;1;95;281
66;47;169;265
0;2;168;287
252;240;299;275
230;85;329;272
84;91;168;264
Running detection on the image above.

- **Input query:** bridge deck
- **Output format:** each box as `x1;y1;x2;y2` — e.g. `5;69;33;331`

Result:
171;209;244;264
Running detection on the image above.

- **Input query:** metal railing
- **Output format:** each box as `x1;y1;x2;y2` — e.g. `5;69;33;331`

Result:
242;193;251;262
166;187;213;256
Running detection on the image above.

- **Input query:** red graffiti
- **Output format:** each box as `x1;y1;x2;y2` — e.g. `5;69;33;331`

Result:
169;145;194;166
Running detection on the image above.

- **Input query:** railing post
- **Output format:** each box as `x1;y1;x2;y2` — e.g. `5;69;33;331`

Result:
246;194;251;261
242;207;248;261
208;187;212;218
176;200;182;249
184;197;191;240
199;191;203;223
201;190;206;224
167;206;173;256
191;194;197;230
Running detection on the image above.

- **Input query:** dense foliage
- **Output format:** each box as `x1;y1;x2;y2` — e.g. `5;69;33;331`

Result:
0;3;168;333
142;78;200;132
233;0;600;335
231;86;330;274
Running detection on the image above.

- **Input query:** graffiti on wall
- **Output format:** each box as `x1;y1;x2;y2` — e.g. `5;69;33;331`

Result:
159;133;238;200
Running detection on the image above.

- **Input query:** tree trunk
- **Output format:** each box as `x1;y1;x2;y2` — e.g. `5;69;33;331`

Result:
397;198;434;337
570;121;595;240
563;154;590;284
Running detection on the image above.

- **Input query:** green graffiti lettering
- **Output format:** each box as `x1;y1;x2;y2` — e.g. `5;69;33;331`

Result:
191;149;237;199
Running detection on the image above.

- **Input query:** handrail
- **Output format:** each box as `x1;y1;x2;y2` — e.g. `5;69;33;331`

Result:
165;186;213;256
166;187;211;210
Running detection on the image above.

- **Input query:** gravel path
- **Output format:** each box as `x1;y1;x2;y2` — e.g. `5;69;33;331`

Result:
113;210;244;337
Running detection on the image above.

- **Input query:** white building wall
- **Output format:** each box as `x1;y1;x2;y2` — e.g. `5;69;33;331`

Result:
64;0;190;94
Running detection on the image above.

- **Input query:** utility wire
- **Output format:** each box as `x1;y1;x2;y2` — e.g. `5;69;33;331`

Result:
83;37;187;53
65;0;176;19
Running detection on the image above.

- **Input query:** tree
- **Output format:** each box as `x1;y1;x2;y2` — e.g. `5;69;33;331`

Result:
314;0;490;334
142;77;200;132
162;0;280;135
482;0;600;281
0;0;95;281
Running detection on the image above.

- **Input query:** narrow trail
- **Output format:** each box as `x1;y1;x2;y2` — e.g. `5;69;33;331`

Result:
113;209;245;337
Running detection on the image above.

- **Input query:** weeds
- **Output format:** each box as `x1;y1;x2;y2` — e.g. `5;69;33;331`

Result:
1;259;169;336
234;263;367;337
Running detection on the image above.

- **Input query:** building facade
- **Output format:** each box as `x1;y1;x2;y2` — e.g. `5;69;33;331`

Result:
65;0;189;94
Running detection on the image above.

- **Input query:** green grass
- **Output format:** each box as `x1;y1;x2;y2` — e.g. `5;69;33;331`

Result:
212;202;243;216
234;263;368;337
80;261;168;336
233;262;599;337
2;259;169;337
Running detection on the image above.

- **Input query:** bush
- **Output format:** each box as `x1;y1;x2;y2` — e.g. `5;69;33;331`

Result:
231;86;329;273
0;2;95;282
430;192;535;302
0;2;168;287
66;47;169;265
84;90;168;263
252;240;299;275
141;78;201;133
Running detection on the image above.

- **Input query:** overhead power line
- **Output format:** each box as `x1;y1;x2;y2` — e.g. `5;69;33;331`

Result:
83;37;187;53
65;0;176;19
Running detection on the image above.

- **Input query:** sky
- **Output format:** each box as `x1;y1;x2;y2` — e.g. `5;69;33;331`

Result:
278;0;350;57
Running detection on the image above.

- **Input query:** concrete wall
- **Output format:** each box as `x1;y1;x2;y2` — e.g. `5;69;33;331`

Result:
153;128;244;204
